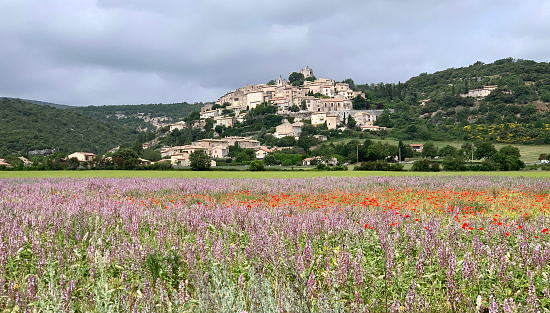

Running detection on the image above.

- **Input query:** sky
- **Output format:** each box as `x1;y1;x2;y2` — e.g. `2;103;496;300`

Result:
0;0;549;106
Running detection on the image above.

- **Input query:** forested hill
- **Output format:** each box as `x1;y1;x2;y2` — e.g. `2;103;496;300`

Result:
405;58;550;99
0;98;140;156
353;58;550;144
0;97;73;110
69;102;204;130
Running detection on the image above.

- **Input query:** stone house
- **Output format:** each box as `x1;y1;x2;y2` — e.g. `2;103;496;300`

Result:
255;147;272;159
214;116;236;128
274;121;303;138
67;152;96;162
311;113;340;129
302;156;338;166
410;144;424;153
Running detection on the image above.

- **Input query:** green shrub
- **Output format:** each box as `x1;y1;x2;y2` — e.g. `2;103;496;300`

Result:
249;160;265;171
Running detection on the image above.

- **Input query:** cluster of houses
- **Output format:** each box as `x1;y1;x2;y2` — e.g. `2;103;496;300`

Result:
193;67;387;133
211;66;363;114
160;136;272;166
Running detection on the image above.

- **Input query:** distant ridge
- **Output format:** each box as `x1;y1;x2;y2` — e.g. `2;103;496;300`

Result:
0;97;73;109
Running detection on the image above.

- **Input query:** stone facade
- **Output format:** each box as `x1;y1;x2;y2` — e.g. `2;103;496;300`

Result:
211;67;362;114
274;121;303;138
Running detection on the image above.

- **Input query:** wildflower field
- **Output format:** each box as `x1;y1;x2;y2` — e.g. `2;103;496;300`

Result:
1;176;550;312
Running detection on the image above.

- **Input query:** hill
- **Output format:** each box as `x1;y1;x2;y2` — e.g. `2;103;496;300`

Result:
0;97;73;109
353;58;550;144
69;102;204;131
0;98;140;156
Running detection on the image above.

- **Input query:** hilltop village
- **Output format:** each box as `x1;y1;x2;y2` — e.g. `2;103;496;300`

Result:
199;66;384;130
161;67;388;166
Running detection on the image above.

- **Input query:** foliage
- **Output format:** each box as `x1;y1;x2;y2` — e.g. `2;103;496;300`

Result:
352;95;368;110
353;161;404;171
411;159;440;172
421;142;438;159
71;101;202;130
249;160;265;171
0;98;140;156
288;72;305;86
263;154;278;166
314;164;347;171
189;150;211;170
112;148;140;169
346;115;357;128
273;153;304;166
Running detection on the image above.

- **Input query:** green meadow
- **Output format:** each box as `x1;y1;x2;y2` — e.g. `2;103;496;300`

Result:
2;169;550;179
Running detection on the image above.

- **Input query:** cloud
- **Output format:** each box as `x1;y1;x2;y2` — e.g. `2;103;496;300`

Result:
0;0;549;105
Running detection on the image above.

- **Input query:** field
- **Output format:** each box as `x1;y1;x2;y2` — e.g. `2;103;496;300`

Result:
3;170;550;179
1;176;550;312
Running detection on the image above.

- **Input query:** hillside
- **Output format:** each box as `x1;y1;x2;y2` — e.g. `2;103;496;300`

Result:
69;102;204;130
0;98;140;156
351;58;550;144
0;97;73;110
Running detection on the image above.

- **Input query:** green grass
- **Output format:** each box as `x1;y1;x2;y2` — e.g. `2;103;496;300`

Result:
2;169;550;178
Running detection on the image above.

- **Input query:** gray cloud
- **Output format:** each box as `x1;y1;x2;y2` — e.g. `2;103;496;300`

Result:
0;0;548;105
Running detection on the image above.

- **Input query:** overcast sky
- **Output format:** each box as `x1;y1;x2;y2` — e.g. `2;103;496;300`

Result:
1;0;549;106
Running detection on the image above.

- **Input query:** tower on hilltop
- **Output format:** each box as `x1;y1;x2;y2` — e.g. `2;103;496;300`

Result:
300;66;314;79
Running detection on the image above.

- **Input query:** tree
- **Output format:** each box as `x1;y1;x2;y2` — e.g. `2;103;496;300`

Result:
249;160;265;171
347;115;357;128
365;143;387;161
189;150;211;171
67;157;80;170
112;148;140;169
290;104;300;112
499;145;521;159
375;111;393;128
278;136;297;147
235;149;255;163
474;142;497;160
300;99;307;110
288;72;305;86
439;145;459;157
297;135;317;150
397;141;413;161
184;111;200;124
263;154;277;166
204;118;214;131
421;142;438;159
267;80;276;85
492;145;524;171
352;95;367;110
342;78;356;90
411;159;432;172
